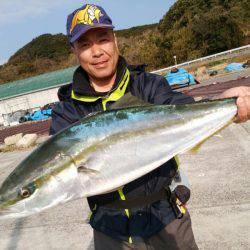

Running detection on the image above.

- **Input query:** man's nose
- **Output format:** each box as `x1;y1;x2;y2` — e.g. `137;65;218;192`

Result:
91;43;103;57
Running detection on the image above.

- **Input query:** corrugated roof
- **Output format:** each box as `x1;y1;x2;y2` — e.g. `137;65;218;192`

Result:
0;66;77;100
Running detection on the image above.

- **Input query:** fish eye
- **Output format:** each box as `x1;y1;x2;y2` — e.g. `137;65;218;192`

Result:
19;187;31;198
19;183;37;199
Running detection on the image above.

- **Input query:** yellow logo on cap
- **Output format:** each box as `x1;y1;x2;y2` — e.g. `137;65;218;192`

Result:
70;4;102;33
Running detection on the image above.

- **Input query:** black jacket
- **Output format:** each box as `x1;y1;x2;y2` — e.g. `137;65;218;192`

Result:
50;57;194;242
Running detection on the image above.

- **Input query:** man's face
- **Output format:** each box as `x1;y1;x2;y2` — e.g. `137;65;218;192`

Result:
73;28;119;81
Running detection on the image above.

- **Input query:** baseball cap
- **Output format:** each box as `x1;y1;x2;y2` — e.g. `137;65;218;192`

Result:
67;4;114;44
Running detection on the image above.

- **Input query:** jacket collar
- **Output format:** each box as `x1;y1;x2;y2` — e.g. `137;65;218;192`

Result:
72;56;128;97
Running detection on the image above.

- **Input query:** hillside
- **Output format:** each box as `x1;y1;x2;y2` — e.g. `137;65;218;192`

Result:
0;0;249;84
0;34;74;84
156;0;249;66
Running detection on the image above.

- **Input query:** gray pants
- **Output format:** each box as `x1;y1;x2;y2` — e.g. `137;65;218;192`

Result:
94;212;199;250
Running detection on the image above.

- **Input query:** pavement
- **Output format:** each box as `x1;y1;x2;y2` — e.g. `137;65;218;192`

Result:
201;67;250;85
182;67;250;93
182;121;250;250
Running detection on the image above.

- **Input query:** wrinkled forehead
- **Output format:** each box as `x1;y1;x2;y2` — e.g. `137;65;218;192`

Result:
76;27;114;43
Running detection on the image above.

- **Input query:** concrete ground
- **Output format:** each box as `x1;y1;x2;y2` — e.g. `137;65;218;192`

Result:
185;67;250;92
182;121;250;250
201;67;250;85
0;121;249;250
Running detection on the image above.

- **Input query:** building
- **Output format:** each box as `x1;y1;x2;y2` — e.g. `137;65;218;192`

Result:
0;66;77;126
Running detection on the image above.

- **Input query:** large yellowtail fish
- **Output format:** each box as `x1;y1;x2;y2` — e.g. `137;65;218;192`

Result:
0;95;237;219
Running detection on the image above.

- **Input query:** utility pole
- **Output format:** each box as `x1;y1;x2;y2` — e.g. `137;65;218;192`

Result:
173;55;177;66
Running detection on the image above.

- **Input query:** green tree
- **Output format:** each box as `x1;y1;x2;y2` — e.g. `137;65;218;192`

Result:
190;8;244;55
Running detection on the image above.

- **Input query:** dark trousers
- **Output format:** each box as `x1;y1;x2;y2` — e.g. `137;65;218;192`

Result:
94;211;199;250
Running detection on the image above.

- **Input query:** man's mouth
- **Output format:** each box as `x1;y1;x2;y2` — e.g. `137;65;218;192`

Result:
92;60;109;68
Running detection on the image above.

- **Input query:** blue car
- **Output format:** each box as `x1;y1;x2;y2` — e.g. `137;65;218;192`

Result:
19;109;52;123
165;68;198;87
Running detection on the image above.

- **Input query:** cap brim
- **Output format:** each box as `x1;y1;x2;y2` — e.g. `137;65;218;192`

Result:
70;24;114;43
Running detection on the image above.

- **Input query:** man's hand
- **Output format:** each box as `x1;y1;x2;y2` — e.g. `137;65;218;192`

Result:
219;86;250;123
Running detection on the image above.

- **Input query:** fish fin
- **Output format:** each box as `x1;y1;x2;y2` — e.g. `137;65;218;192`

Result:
189;118;234;154
108;93;152;110
84;111;101;119
196;97;237;103
77;165;100;175
189;141;204;154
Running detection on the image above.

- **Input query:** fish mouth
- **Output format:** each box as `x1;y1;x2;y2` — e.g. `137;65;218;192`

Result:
0;207;11;214
0;201;28;220
0;207;15;219
0;206;30;220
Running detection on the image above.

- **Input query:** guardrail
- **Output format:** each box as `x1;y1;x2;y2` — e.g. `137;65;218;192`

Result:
152;44;250;75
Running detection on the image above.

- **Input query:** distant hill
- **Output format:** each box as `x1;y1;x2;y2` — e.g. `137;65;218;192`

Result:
156;0;249;66
0;0;249;84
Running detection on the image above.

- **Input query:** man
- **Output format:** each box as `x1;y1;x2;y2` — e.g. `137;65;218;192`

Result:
50;4;250;250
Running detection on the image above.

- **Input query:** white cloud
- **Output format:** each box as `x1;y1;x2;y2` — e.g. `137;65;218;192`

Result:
0;0;70;25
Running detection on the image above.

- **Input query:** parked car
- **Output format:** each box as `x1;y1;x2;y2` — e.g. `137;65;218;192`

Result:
4;110;30;126
19;108;52;123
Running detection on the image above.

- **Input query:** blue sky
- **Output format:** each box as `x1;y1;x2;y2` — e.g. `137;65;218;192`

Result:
0;0;176;65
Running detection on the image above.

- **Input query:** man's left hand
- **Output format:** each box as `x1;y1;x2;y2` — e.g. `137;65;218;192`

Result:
219;86;250;123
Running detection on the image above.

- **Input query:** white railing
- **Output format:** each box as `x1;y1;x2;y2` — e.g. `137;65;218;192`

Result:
152;44;250;75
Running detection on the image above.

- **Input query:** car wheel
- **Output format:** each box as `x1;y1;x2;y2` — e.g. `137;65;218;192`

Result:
19;117;27;123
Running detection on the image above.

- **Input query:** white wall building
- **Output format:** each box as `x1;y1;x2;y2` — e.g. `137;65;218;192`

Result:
0;87;60;125
0;66;76;126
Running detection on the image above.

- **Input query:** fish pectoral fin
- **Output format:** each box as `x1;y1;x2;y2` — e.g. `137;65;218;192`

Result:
77;165;100;175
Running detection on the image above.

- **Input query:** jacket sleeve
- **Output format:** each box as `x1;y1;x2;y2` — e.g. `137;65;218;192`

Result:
49;102;76;135
144;73;195;105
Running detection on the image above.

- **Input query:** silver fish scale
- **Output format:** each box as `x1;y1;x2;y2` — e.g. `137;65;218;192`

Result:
59;100;237;197
0;99;237;219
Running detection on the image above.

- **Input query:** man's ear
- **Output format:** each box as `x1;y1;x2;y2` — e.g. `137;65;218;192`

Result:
71;44;79;63
71;44;77;55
